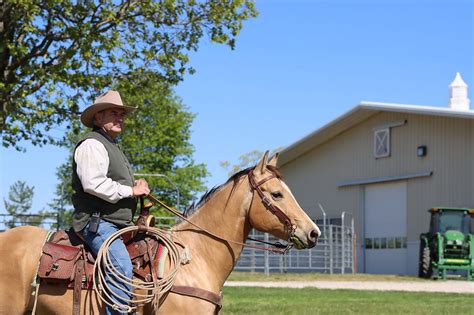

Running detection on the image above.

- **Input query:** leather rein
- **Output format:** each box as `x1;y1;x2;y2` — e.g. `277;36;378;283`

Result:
146;168;294;254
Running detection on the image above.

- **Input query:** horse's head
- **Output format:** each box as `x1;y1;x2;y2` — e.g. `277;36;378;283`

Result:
247;151;320;249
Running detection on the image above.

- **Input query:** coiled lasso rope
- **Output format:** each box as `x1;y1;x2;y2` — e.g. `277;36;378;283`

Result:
93;225;183;313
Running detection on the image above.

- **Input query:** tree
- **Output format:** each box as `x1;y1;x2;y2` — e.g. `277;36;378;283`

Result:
0;0;258;150
3;180;45;227
49;161;75;228
50;71;208;221
220;148;283;176
118;72;208;212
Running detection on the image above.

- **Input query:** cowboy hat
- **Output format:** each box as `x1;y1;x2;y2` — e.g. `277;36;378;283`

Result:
80;90;137;128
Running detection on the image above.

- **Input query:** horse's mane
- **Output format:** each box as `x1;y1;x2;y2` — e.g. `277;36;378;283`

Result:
186;164;283;215
193;166;253;211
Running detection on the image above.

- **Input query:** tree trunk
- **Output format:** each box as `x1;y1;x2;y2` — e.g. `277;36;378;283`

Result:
0;0;8;127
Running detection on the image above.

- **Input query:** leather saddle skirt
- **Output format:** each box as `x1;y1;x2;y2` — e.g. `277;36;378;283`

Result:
37;228;166;289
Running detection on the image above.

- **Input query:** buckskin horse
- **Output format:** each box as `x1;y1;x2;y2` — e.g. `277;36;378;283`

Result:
0;152;320;314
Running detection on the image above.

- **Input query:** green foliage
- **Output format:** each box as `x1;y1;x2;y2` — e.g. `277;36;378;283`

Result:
49;159;76;229
3;180;50;227
117;72;208;214
4;180;34;215
50;72;208;221
220;148;284;176
0;0;258;150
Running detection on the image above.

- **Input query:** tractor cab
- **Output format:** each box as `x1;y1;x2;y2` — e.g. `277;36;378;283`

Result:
429;207;474;235
419;207;474;280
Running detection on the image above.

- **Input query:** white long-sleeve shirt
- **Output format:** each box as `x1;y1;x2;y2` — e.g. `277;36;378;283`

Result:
74;139;133;203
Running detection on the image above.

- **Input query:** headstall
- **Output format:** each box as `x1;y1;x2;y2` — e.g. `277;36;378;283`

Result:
247;168;296;242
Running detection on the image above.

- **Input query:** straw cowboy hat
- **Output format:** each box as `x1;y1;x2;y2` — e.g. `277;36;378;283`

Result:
80;90;137;128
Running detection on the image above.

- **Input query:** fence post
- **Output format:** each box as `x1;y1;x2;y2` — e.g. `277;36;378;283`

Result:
318;204;328;272
351;217;355;274
341;229;345;274
329;225;333;274
341;212;347;274
264;232;270;276
279;252;284;273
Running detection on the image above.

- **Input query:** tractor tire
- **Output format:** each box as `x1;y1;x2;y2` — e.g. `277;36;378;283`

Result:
419;246;432;278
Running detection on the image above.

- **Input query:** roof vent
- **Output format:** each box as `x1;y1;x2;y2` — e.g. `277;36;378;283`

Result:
449;72;470;110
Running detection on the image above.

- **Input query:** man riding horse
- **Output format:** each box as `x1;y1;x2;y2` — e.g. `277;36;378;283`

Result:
72;90;150;314
0;90;321;314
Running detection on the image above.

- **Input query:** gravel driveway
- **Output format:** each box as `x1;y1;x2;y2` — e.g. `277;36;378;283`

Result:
225;281;474;294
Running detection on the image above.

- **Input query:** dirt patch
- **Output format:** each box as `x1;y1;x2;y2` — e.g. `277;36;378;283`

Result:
224;280;474;294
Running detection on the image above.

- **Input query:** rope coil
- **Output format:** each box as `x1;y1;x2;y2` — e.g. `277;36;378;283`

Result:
93;226;183;312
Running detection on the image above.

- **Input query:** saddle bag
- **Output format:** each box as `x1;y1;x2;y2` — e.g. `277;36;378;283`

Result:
38;242;82;280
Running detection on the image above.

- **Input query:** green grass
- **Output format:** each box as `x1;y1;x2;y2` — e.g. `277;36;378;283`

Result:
227;271;426;282
222;287;473;315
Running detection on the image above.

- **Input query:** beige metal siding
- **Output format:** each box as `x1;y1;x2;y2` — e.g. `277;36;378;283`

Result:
280;112;473;244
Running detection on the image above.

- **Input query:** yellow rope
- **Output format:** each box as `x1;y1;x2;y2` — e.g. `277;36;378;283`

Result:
93;226;182;312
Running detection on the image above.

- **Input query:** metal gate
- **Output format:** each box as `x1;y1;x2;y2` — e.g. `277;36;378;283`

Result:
235;211;356;274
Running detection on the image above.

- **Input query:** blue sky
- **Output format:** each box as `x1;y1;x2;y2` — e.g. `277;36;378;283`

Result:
1;0;472;213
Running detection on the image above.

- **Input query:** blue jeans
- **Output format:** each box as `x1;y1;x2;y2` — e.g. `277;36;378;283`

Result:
82;220;133;315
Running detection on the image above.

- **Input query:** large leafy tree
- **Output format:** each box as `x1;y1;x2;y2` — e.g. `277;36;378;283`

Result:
50;72;207;224
0;0;257;150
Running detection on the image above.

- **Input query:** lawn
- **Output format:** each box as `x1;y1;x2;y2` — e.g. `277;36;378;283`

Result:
222;287;473;315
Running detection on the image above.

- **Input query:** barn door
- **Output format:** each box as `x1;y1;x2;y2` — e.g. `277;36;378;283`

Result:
364;181;407;275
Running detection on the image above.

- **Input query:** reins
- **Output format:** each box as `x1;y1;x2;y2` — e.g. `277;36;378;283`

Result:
146;168;294;254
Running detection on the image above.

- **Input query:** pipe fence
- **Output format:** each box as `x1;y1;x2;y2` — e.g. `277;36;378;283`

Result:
235;223;355;274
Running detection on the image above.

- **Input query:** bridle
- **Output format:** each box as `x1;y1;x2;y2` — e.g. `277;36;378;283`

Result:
146;167;296;254
247;168;297;245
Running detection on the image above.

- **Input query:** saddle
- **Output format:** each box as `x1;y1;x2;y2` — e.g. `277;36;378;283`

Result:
37;209;165;315
38;228;164;283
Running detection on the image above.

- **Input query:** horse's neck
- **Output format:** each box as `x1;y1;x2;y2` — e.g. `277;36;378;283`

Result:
171;179;253;290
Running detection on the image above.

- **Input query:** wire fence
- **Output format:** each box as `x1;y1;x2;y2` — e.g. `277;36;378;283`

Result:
0;214;60;232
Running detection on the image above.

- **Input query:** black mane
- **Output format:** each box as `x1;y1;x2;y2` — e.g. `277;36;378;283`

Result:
193;166;253;211
187;164;283;215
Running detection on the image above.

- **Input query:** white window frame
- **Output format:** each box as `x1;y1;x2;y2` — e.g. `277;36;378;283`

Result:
374;128;390;158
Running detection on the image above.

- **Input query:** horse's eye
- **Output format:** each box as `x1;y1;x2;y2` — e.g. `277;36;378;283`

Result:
271;191;283;200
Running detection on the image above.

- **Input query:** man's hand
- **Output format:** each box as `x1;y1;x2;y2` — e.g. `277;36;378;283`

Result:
132;178;150;197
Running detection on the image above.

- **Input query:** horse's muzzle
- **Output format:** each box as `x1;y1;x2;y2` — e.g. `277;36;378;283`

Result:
290;227;320;249
306;229;319;248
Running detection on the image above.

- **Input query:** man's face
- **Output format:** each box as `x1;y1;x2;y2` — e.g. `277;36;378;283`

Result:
94;108;126;138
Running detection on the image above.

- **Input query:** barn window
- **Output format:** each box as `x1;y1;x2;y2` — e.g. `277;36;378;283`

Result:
365;237;407;250
374;128;390;158
315;218;342;226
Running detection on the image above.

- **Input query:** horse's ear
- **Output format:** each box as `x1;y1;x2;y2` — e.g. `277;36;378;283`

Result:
268;152;279;167
255;150;270;175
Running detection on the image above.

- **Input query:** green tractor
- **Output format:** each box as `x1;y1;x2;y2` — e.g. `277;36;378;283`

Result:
419;207;474;280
